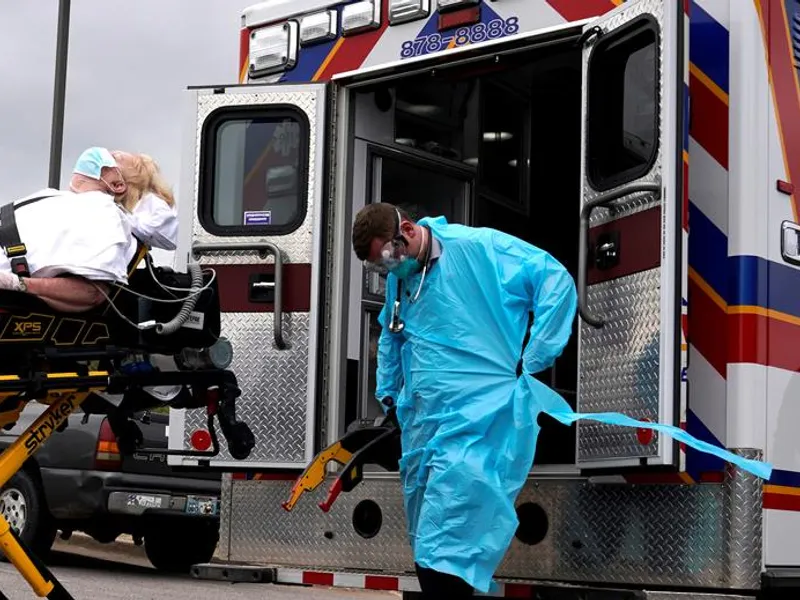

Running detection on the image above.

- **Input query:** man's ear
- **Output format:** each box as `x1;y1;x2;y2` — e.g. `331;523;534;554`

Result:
110;180;127;194
399;220;416;238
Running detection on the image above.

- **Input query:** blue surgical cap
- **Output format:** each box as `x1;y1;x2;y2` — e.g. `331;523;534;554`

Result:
73;147;118;180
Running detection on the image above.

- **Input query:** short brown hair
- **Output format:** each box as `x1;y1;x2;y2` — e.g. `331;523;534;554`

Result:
352;203;410;260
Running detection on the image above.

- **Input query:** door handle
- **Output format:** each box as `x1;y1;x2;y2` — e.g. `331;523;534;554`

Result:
192;241;288;350
781;220;800;266
578;180;662;328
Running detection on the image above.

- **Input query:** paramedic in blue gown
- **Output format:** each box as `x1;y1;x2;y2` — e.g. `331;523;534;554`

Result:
352;202;578;598
351;202;774;598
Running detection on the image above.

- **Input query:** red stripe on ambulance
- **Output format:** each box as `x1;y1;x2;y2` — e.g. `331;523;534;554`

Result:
544;0;619;22
587;206;661;285
316;2;390;81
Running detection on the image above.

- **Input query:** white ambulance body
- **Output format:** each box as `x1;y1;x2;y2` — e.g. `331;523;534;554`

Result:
168;0;800;597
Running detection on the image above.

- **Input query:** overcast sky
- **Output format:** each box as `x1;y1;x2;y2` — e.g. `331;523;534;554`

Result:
0;1;253;203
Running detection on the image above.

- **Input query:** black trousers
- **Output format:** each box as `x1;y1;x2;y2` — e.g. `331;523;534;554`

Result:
415;563;474;599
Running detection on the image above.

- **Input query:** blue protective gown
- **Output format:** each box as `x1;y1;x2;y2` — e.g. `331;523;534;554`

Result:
375;216;772;594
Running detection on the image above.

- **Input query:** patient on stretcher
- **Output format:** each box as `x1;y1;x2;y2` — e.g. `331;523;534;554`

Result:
0;147;178;313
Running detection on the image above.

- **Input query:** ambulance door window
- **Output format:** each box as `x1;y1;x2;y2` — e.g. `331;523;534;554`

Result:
199;107;309;236
587;18;658;191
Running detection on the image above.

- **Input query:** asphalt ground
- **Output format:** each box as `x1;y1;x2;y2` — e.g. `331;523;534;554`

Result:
0;534;398;600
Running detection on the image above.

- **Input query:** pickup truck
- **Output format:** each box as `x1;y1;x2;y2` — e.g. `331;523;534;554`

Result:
0;402;222;573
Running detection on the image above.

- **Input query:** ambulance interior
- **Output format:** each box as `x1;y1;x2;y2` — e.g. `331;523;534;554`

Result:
344;29;656;468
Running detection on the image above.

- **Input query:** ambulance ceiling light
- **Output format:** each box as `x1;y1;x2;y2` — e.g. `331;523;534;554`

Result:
437;0;480;12
483;131;513;142
300;10;337;46
396;99;442;116
342;1;381;36
249;21;299;78
463;157;479;166
390;0;431;25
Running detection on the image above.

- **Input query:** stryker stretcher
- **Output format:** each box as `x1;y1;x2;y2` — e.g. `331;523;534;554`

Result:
0;208;255;598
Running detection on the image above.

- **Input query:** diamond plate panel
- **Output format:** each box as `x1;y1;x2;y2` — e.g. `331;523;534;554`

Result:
582;0;665;228
578;269;662;461
576;0;674;463
215;473;233;561
226;477;415;572
182;312;311;464
222;452;762;589
191;88;322;264
724;449;763;589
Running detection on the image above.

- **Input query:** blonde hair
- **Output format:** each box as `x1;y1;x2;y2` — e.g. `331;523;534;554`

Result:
111;150;176;211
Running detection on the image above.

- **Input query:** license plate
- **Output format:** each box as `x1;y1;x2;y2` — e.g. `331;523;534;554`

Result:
126;494;164;509
186;495;219;516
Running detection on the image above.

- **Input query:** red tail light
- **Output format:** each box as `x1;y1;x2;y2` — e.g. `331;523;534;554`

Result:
95;418;122;470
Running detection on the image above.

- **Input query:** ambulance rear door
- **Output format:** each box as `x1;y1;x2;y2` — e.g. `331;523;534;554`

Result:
168;82;332;469
575;0;687;469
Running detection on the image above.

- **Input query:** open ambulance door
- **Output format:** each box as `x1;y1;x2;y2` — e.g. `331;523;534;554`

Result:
575;0;686;470
168;82;332;469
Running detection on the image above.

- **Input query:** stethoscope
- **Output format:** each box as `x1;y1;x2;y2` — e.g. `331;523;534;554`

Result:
388;225;432;334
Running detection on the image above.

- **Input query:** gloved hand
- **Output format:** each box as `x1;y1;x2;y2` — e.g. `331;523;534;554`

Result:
0;272;22;291
375;397;400;430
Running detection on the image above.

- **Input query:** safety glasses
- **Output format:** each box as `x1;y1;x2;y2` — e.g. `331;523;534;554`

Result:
364;239;407;275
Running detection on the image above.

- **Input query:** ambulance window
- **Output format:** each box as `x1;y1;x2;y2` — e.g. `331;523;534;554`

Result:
199;107;309;235
586;17;659;191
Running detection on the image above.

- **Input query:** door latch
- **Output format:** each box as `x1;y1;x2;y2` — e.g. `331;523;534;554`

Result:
593;231;621;271
249;273;275;303
781;220;800;266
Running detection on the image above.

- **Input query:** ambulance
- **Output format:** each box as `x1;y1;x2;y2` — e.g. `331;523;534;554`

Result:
166;0;800;597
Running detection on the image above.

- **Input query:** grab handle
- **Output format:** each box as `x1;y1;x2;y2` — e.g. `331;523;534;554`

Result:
578;180;662;328
192;241;287;350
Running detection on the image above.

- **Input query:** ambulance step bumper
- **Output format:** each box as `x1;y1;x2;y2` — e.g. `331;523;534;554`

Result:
189;562;276;583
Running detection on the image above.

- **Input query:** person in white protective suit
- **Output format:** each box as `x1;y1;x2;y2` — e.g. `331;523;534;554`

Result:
0;147;177;313
351;202;774;599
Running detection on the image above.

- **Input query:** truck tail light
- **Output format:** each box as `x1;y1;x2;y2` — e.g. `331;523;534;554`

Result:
95;418;122;471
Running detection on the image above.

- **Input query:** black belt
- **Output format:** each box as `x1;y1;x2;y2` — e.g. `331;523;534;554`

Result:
0;195;52;278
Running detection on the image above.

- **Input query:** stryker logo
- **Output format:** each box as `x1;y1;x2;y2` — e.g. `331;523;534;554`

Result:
24;396;76;455
181;311;205;331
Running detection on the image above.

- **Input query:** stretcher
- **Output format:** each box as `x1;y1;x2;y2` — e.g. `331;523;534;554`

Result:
0;244;255;599
282;407;401;513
